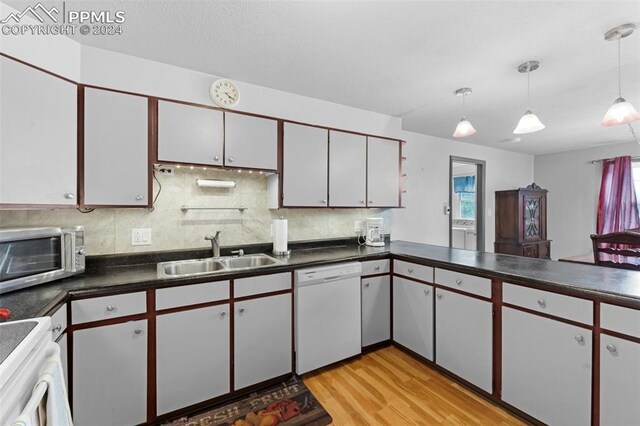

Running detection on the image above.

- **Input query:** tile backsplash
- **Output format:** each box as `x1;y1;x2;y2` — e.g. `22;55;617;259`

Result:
0;168;392;255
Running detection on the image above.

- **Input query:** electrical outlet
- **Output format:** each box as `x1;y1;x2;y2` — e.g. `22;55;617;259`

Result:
156;166;175;175
132;228;152;246
354;220;364;233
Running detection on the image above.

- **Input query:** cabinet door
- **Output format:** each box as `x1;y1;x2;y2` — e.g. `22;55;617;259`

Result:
362;276;391;347
367;137;400;207
73;320;147;426
393;276;433;360
156;305;230;415
84;88;149;206
1;56;77;205
234;294;292;390
224;113;277;170
55;333;68;390
502;307;592;425
435;289;492;392
282;123;328;207
157;101;223;166
600;335;640;425
329;131;366;207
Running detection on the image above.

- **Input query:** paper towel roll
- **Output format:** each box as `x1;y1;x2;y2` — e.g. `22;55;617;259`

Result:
272;219;288;254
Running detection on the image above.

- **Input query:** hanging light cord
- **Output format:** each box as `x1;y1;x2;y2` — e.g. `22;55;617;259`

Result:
527;69;531;109
462;92;466;117
617;37;622;98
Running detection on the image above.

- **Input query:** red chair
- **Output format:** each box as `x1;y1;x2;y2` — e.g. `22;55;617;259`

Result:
590;231;640;270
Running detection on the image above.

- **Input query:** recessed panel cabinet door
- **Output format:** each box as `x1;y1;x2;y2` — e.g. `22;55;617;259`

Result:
84;88;149;206
73;320;147;426
157;101;223;166
234;294;292;390
224;113;277;170
283;123;328;207
502;307;592;425
393;276;433;360
600;335;640;426
367;137;400;207
156;305;230;415
435;289;492;392
0;56;77;205
329;131;366;207
362;276;391;346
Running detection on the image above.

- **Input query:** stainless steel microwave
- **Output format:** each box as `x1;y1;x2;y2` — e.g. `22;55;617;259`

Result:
0;226;85;294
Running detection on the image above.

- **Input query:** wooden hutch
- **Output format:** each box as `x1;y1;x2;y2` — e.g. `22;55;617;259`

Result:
495;183;551;259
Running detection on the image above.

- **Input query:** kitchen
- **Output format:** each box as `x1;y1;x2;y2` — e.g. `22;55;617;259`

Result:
1;1;640;425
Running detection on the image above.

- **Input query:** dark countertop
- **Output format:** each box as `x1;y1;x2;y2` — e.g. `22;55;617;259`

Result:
2;240;640;322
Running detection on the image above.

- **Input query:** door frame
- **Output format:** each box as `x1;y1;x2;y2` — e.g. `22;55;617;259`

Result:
449;156;486;252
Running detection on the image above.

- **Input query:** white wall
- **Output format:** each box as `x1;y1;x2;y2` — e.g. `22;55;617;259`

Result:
392;131;535;251
534;141;640;260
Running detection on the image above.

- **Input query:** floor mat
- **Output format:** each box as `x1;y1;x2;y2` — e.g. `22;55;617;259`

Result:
163;376;332;426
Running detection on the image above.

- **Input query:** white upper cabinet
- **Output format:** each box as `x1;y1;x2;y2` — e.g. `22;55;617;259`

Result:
83;87;149;206
224;112;278;170
0;57;77;206
157;101;223;166
282;122;328;207
329;131;367;207
367;137;401;207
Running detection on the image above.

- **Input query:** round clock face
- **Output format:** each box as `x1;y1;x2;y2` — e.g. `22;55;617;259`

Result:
210;79;240;107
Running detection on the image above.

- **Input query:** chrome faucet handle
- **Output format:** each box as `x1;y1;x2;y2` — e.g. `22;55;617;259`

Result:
231;249;245;257
204;230;222;242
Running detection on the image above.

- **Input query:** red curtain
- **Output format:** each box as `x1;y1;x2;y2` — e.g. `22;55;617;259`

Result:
597;156;640;235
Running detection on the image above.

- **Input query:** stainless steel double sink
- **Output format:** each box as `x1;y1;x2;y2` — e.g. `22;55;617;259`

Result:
157;254;284;278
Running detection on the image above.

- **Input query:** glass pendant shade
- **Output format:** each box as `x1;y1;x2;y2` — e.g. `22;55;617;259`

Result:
600;97;640;126
452;117;477;138
513;110;545;134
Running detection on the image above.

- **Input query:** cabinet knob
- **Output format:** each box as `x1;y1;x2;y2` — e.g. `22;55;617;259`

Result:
321;200;327;204
228;157;234;163
220;311;227;317
64;193;75;199
239;308;245;313
368;200;373;204
214;155;220;161
574;334;584;343
455;279;462;285
360;200;366;204
537;299;546;308
424;289;430;295
51;324;62;333
374;266;380;271
408;268;413;273
606;344;617;353
364;283;370;287
436;293;443;299
106;305;115;312
135;195;143;201
134;329;143;335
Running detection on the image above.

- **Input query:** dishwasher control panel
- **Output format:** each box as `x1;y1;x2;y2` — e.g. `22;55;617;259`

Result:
294;262;362;285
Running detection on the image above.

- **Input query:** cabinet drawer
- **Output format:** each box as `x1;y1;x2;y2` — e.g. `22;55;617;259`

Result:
435;268;492;299
361;259;390;276
72;292;146;324
503;283;593;325
50;303;67;340
234;272;291;298
393;260;433;282
156;281;230;310
601;303;640;338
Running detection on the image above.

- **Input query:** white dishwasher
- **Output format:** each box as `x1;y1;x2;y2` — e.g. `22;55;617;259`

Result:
294;262;362;375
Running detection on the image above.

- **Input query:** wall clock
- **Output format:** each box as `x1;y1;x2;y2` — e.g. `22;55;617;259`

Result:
210;79;240;107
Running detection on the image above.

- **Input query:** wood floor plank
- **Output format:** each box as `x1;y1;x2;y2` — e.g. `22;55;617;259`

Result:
303;346;526;426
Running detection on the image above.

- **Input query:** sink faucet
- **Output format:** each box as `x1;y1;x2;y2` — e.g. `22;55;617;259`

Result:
204;231;221;258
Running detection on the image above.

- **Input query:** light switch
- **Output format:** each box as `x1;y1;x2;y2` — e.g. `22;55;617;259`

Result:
132;228;152;246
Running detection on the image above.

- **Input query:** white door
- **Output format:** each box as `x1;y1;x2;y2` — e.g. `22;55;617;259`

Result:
157;101;223;166
84;88;149;206
234;294;292;390
435;289;492;392
282;123;328;207
600;335;640;426
224;113;277;170
502;307;592;425
0;56;77;205
329;131;366;207
156;305;230;415
73;320;147;426
367;137;400;207
393;276;433;360
362;276;391;347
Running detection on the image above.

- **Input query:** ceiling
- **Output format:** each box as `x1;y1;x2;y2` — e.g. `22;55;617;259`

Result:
15;0;640;155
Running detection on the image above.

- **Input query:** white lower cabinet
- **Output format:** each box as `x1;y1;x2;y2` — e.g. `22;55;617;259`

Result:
156;305;230;415
600;335;640;425
435;289;492;392
362;276;391;347
234;294;292;390
73;320;148;426
393;276;433;360
502;307;592;425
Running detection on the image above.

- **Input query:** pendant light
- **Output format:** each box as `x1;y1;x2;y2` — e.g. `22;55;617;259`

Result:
513;61;545;134
452;87;476;138
601;23;640;126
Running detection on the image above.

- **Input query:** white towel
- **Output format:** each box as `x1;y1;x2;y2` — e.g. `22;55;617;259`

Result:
12;343;73;426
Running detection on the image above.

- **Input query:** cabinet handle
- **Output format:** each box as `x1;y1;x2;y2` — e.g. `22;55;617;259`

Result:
408;268;413;273
574;334;584;343
51;324;62;333
106;305;115;312
455;279;462;285
64;193;75;199
374;266;380;271
134;329;143;335
228;157;234;163
436;293;443;299
537;299;546;308
606;344;617;353
424;289;430;295
220;311;227;317
135;195;143;201
364;283;370;287
214;155;220;161
239;308;245;313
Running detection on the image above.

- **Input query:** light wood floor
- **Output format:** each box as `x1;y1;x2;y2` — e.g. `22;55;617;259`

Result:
303;346;525;425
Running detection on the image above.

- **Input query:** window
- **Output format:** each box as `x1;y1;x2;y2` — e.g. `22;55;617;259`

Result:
459;192;476;220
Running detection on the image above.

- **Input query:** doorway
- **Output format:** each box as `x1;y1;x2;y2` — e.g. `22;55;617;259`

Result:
449;156;486;251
